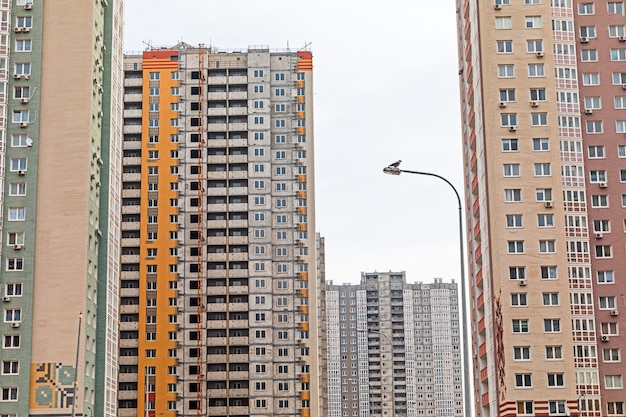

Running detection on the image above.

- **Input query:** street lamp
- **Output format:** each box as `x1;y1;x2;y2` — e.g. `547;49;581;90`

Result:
383;161;472;417
359;328;395;417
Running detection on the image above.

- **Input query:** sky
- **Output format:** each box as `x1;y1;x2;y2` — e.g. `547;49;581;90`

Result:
124;1;464;285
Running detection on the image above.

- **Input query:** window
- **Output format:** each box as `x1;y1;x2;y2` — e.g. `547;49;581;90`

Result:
546;346;562;360
589;170;606;183
1;387;18;401
578;3;594;14
253;85;264;93
515;374;532;388
549;401;566;415
602;322;619;336
500;89;516;102
605;375;623;389
539;240;556;253
497;40;513;53
583;72;600;85
512;319;529;333
502;138;518;151
617;97;626;109
274;87;284;96
7;233;24;246
533;138;549;151
527;40;543;53
15;39;31;52
619;145;626;157
508;241;524;254
8;208;25;221
14;86;29;101
581;49;598;62
528;64;544;77
617;120;626;133
608;402;624;416
603;348;620;362
594;219;610;232
541;266;558;280
547;373;565;387
598;270;615;284
4;309;21;323
609;25;626;38
511;293;528;306
580;25;597;38
592;195;608;207
496;16;512;29
9;183;26;196
525;16;541;28
544;319;561;332
517;401;533;416
599;296;616;309
498;64;514;77
506;214;523;228
588;146;605;159
611;49;626;61
12;110;29;123
505;189;522;202
501;113;517;126
1;360;19;375
509;266;526;280
608;2;625;14
595;245;612;258
534;163;551;176
537;214;554;227
531;113;548;126
542;293;559;306
514;346;530;360
530;88;546;101
503;164;520;176
613;72;626;84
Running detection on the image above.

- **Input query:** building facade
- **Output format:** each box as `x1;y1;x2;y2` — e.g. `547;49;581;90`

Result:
457;0;626;416
0;1;124;417
326;272;463;417
118;44;323;417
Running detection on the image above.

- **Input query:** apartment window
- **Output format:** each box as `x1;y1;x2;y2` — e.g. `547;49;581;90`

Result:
581;49;598;62
509;267;526;280
580;25;596;38
544;319;561;333
14;62;30;76
603;348;620;362
549;401;566;415
498;64;514;77
7;234;24;246
607;402;624;416
532;138;549;151
595;245;612;258
511;293;528;306
525;16;541;28
253;85;264;93
512;319;529;333
528;63;544;77
500;89;516;102
599;296;617;309
527;40;543;53
534;163;551;176
4;309;21;323
514;346;530;360
275;73;286;81
602;322;619;336
619;145;626;158
1;361;18;375
502;138;518;151
589;170;606;183
517;401;533;416
609;1;625;13
503;164;520;176
542;293;559;306
578;3;594;14
8;208;25;222
497;40;513;53
605;375;623;389
508;241;524;254
274;87;285;96
15;39;31;52
505;189;522;202
537;214;554;227
594;219;610;232
531;113;548;126
501;113;517;126
530;88;546;101
546;346;562;360
3;335;19;348
9;183;26;196
1;387;18;401
611;49;626;62
496;17;512;29
613;72;626;84
12;110;29;124
617;120;626;133
515;374;532;388
588;145;604;159
609;25;626;38
583;72;600;85
539;240;556;253
597;270;615;284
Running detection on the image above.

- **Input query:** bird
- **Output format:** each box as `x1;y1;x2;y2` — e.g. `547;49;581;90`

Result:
388;160;402;168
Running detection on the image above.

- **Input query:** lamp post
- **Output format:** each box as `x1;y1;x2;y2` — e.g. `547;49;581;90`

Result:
359;328;395;417
383;162;472;417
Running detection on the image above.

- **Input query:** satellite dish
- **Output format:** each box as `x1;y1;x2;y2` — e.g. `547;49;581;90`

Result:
26;137;33;147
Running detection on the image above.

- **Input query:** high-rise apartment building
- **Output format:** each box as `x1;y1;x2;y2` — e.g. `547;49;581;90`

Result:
118;44;322;417
0;1;124;417
326;272;463;417
457;0;626;416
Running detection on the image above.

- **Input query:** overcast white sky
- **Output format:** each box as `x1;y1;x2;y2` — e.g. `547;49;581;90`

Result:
124;1;464;285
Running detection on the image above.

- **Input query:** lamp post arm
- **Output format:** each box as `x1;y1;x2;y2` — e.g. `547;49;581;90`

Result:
396;169;462;210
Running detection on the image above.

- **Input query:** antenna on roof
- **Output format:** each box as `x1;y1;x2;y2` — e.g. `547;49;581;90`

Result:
142;40;153;51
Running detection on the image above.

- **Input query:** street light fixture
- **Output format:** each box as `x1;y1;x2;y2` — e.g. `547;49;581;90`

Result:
383;161;472;417
359;328;395;417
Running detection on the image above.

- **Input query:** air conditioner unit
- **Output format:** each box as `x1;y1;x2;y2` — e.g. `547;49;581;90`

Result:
13;244;22;250
622;84;626;90
599;182;608;188
13;27;22;33
508;126;517;132
544;201;554;208
611;310;619;316
580;37;589;43
584;108;593;114
22;27;30;32
17;170;25;176
536;51;545;57
619;36;626;42
494;3;502;9
19;122;27;128
595;232;603;239
518;280;527;286
530;101;538;107
2;296;10;302
11;322;20;328
24;3;33;9
499;102;506;108
20;98;29;104
601;335;610;342
13;74;21;80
